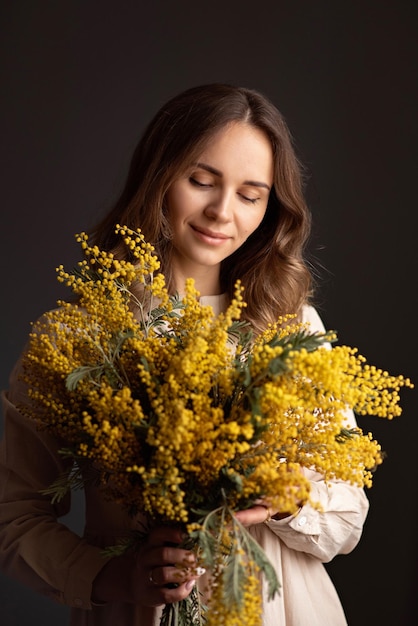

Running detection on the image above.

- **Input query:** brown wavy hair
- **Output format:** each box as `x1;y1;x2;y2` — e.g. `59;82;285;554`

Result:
90;83;313;334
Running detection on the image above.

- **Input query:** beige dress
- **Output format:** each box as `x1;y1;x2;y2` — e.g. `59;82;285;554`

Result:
0;298;369;625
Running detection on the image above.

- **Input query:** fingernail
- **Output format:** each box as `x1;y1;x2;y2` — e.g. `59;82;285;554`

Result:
185;579;196;591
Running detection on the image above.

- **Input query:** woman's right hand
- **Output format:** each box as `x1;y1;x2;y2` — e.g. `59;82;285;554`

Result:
92;525;205;607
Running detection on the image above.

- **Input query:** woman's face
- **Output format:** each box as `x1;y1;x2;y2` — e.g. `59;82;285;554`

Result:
165;122;274;295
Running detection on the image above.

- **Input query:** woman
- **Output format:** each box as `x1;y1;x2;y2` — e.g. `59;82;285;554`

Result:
0;83;369;625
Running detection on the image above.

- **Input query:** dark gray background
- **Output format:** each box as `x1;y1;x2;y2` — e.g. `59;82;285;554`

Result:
1;1;417;624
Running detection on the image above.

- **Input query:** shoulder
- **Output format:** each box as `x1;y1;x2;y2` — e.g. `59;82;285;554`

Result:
301;304;326;334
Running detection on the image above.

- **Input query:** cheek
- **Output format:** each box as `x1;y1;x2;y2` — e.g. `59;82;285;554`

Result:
242;211;267;238
166;185;196;223
166;191;187;224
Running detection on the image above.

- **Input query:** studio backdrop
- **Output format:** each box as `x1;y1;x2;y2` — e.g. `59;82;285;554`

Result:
1;2;416;625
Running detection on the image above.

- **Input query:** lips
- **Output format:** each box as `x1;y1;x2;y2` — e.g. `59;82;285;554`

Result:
190;225;230;241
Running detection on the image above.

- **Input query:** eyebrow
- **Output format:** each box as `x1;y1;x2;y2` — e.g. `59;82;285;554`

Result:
195;162;272;191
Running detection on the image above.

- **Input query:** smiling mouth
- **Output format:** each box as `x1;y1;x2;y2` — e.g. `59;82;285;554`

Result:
191;225;230;241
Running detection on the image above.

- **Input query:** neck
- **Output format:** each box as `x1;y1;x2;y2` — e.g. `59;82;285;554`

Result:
172;266;221;298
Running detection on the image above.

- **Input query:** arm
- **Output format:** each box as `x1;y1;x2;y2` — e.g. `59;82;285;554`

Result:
263;470;369;562
0;357;202;609
0;359;112;609
236;478;369;563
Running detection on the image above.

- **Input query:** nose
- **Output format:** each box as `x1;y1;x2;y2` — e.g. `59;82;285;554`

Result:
203;189;233;222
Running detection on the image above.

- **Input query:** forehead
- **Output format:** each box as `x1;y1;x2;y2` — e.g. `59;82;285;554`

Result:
196;122;274;181
202;121;271;149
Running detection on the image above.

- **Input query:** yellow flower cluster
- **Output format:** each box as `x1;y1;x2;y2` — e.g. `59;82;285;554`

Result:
198;507;270;626
20;225;413;626
206;562;262;626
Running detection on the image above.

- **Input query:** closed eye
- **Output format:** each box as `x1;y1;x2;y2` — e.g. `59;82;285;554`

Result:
190;176;260;203
190;177;212;188
239;194;259;204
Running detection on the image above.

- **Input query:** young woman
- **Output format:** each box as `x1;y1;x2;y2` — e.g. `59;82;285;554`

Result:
0;83;369;625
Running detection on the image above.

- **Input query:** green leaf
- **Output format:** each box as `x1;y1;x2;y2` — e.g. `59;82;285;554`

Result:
66;365;101;391
40;462;84;503
335;427;362;443
222;551;247;607
232;513;281;602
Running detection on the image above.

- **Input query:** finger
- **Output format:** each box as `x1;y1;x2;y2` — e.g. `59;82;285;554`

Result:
157;578;198;605
142;576;198;607
149;564;206;588
234;504;272;526
147;525;186;547
156;545;197;568
140;529;197;567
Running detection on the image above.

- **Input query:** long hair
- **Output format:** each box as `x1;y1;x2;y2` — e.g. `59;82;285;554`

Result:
90;83;313;334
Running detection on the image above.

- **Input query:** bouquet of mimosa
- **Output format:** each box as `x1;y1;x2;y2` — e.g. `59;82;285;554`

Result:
20;225;413;625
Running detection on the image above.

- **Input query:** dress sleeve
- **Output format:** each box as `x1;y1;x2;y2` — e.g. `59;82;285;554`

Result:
263;305;370;562
266;469;369;562
300;303;330;335
0;354;112;609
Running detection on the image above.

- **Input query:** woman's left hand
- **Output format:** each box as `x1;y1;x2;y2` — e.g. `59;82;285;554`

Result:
234;503;274;526
235;503;293;526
